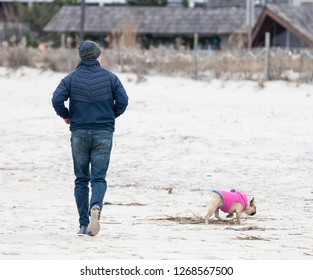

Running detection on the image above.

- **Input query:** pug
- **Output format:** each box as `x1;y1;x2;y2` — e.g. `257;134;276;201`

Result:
204;189;256;225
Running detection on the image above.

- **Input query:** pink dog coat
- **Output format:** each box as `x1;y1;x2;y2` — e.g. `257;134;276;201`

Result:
212;190;247;213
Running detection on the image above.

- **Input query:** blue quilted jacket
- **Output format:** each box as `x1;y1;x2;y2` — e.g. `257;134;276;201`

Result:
52;59;128;131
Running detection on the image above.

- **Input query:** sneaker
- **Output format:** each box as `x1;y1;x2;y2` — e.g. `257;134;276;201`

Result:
87;204;101;236
77;226;88;236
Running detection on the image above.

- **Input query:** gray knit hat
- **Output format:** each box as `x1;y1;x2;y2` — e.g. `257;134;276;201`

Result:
78;40;101;60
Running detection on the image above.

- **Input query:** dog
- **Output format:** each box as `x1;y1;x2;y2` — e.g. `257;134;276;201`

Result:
204;189;256;225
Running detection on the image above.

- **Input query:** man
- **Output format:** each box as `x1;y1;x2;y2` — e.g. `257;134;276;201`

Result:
52;40;128;236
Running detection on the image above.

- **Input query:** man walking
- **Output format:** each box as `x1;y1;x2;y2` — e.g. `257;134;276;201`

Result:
52;40;128;236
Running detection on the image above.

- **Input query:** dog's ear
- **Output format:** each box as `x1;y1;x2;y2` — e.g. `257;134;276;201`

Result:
250;197;255;205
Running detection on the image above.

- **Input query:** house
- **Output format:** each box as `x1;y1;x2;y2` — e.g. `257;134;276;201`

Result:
252;3;313;47
43;5;260;49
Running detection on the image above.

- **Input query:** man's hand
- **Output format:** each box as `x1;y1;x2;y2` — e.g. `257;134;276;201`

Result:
64;118;70;124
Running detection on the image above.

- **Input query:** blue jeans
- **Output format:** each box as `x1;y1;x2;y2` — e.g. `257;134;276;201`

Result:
71;129;113;227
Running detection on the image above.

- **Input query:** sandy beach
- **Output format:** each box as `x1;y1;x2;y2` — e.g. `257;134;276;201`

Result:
0;66;312;260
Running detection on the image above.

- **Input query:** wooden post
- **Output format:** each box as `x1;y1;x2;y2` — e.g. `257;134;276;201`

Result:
80;0;85;42
264;32;270;81
286;30;290;49
193;32;198;50
246;0;252;49
193;33;198;80
61;33;65;48
119;33;124;72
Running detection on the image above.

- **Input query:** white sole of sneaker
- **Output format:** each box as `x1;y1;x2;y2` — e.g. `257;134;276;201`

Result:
77;233;89;237
87;208;100;236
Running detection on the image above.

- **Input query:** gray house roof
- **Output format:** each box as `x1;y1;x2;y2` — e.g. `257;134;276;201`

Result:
43;6;251;36
252;4;313;47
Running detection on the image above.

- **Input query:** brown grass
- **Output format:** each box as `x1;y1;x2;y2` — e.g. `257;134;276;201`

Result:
234;235;271;241
230;226;267;231
104;202;146;206
1;47;313;83
152;215;237;225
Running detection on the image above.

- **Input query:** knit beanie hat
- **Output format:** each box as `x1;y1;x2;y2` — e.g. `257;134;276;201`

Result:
78;40;101;60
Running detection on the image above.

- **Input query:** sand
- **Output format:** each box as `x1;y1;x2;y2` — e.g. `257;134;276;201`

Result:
0;66;312;260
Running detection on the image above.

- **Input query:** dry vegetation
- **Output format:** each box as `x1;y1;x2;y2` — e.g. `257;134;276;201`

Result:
1;46;313;83
151;215;238;225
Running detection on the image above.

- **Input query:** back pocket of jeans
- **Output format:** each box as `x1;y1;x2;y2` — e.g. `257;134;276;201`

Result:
71;134;87;152
93;135;112;154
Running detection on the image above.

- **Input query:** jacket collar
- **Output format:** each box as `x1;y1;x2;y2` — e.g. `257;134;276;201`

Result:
77;59;100;68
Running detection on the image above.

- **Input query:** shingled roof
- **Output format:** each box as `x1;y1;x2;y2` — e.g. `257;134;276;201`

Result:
252;4;313;47
43;5;250;36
